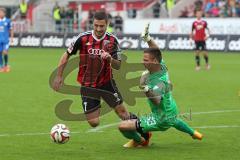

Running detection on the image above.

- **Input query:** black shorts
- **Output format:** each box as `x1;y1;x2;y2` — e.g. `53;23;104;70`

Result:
80;80;123;114
195;41;206;51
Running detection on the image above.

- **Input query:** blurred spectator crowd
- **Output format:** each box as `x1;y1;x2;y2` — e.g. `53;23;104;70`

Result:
180;0;240;17
84;8;123;34
52;2;79;33
52;3;123;34
51;0;240;33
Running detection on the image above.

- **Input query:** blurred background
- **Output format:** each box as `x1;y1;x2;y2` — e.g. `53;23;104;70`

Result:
3;0;240;33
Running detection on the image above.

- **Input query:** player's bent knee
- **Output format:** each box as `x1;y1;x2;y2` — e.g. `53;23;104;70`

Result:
3;51;8;55
115;105;129;120
88;122;99;128
118;112;129;120
118;120;135;131
87;119;99;128
118;122;127;131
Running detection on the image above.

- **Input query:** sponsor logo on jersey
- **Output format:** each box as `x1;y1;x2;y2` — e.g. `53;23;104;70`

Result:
88;48;105;55
196;24;203;30
86;42;92;46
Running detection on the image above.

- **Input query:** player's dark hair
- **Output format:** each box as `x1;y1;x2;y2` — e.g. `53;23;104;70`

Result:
94;11;108;23
144;48;162;63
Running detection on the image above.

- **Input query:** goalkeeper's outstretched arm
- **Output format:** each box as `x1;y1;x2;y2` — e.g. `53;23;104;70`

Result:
141;23;159;49
146;39;159;49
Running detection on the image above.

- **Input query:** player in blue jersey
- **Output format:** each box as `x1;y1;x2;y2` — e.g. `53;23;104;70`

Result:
0;8;13;72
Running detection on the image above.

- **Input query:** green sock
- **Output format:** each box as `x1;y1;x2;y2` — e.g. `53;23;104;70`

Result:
174;118;194;136
120;130;142;143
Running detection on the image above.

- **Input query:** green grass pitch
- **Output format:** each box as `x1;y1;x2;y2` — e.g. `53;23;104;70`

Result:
0;48;240;160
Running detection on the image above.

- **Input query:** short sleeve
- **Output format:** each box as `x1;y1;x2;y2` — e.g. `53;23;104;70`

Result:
66;35;82;56
205;21;208;28
111;37;121;61
192;22;195;31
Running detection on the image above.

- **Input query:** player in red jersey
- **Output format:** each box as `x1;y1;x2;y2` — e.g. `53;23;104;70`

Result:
190;10;210;71
53;11;128;126
52;11;151;146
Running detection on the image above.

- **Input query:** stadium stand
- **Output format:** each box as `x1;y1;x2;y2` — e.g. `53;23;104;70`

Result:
1;0;240;34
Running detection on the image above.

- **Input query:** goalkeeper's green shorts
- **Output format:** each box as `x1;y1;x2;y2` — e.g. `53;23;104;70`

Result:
139;113;177;132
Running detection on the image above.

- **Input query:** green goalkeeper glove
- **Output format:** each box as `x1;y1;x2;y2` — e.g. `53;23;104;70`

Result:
141;22;152;42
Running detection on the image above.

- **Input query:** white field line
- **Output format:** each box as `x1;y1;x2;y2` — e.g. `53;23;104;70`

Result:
194;125;240;129
0;109;240;137
15;132;48;136
0;125;239;137
0;134;10;137
190;109;240;115
86;122;119;133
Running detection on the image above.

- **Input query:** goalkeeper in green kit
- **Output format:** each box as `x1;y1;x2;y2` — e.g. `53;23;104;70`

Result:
118;23;203;148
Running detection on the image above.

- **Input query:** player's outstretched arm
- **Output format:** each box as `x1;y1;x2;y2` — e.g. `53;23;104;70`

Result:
147;39;159;49
141;23;159;49
53;52;70;91
139;70;149;89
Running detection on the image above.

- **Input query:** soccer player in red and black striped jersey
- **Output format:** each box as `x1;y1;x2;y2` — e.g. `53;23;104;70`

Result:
190;10;210;71
53;11;151;146
53;11;128;126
